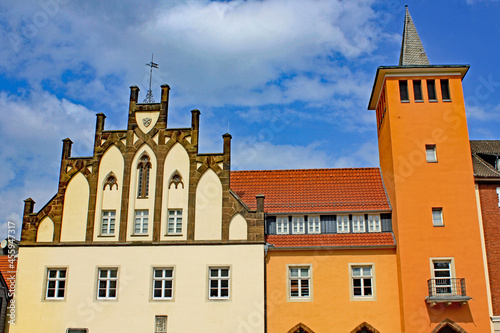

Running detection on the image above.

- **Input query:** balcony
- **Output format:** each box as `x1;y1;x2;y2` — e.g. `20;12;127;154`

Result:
426;278;472;307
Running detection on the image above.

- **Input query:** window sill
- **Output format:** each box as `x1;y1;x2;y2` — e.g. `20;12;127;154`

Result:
165;233;183;236
415;100;424;103
401;100;410;103
443;99;452;102
130;233;149;237
43;298;66;302
208;297;230;301
98;234;116;237
429;99;438;103
96;297;118;301
352;295;375;302
151;297;174;302
426;160;438;163
288;297;313;302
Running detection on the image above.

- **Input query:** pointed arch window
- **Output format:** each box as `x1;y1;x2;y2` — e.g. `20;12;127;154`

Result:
137;155;151;198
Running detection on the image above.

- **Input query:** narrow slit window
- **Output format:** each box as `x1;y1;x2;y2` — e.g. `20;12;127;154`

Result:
426;145;437;162
137;155;151;198
432;208;444;226
427;79;437;100
413;80;423;101
399;80;409;102
440;79;451;100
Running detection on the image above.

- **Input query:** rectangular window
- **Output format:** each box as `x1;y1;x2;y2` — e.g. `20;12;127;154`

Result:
209;267;230;299
97;268;118;299
276;217;289;234
337;215;350;233
67;330;88;333
432;208;444;226
291;216;305;234
101;210;116;235
167;210;182;234
427;79;437;100
426;145;437;162
153;268;174;300
413;80;423;101
134;210;149;234
497;187;500;207
46;268;66;299
155;316;168;333
441;79;451;100
352;266;373;297
368;215;381;232
352;215;365;233
307;216;320;234
399;80;409;101
432;260;453;295
289;266;310;299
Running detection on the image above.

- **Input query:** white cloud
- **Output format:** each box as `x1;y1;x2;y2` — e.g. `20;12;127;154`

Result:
0;90;95;239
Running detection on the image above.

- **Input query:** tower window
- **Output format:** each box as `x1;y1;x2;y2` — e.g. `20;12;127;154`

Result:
413;80;423;101
399;80;409;102
427;79;437;101
137;155;151;198
426;145;437;162
440;79;451;100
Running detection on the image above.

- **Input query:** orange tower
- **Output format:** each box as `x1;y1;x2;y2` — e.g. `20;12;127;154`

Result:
368;7;492;332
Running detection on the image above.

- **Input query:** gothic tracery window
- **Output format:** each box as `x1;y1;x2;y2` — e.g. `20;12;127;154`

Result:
137;155;151;198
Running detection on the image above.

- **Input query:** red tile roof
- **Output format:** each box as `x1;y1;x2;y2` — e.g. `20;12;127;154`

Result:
0;256;17;291
266;232;395;248
231;168;390;213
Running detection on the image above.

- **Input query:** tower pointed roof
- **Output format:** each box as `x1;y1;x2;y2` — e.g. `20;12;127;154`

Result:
399;6;430;66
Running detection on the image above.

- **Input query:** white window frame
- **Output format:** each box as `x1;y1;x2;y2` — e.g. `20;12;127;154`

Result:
307;216;320;234
152;268;174;300
291;216;305;234
350;264;375;300
155;316;168;333
368;215;381;232
97;268;118;300
287;264;312;302
430;258;455;296
167;209;182;235
497;187;500;207
45;268;67;300
101;210;116;235
134;210;149;234
426;145;437;162
432;208;444;226
276;217;289;234
337;215;350;233
352;215;365;233
208;267;230;300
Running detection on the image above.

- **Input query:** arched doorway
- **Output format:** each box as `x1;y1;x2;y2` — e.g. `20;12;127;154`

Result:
431;319;467;333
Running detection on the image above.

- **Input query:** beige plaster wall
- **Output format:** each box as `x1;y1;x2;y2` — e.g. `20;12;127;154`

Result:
36;217;54;242
229;213;248;240
93;145;124;241
161;143;189;241
194;169;222;241
60;172;89;242
12;244;265;333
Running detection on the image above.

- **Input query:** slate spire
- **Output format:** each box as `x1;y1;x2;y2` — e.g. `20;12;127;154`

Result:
399;6;430;66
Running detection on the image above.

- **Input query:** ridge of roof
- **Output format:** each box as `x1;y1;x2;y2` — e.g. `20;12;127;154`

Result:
399;6;430;66
231;167;381;174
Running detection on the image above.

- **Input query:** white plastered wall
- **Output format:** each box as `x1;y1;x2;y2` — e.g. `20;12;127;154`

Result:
93;145;124;241
135;111;160;134
229;214;248;240
127;144;157;241
36;217;54;242
12;244;265;333
161;143;190;241
60;172;89;242
195;169;222;241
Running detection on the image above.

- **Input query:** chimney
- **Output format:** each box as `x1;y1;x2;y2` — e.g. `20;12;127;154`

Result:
129;85;140;105
256;194;265;212
223;133;232;171
23;198;35;216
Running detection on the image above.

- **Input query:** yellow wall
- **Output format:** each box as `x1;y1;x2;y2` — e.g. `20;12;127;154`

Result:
36;217;54;242
60;172;89;242
379;73;491;332
12;244;265;332
266;248;401;333
229;213;248;240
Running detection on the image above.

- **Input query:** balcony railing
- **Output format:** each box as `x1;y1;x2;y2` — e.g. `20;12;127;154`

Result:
426;278;471;306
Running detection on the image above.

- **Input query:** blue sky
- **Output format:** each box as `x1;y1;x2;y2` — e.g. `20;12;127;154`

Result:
0;0;499;239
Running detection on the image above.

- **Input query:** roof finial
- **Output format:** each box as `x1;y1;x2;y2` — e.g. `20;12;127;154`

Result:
399;6;430;66
144;53;159;103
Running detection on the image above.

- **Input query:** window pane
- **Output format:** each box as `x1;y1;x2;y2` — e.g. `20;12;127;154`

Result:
49;270;57;278
363;267;371;275
210;280;218;288
413;80;422;101
165;269;173;278
399;80;409;101
221;280;229;288
221;289;229;297
110;270;117;278
210;289;218;297
210;269;218;277
441;79;450;100
427;79;436;100
352;268;361;276
109;289;116;298
221;269;229;277
290;268;299;277
154;289;161;298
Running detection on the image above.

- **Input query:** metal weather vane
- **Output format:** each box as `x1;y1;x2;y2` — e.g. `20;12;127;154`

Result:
144;53;159;103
